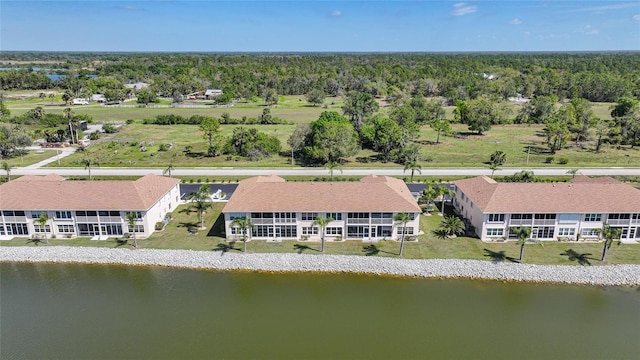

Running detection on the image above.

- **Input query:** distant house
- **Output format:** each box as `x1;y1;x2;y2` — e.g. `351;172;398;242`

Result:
91;94;106;103
204;89;223;99
125;81;150;90
222;175;421;241
0;174;180;240
453;176;640;243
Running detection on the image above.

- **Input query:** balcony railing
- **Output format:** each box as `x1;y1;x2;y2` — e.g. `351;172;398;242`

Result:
509;219;533;226
274;218;296;224
606;219;631;226
347;218;369;224
371;219;393;225
250;218;273;225
533;219;556;226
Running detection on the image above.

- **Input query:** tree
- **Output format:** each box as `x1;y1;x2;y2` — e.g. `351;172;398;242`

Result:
364;116;406;161
514;227;541;262
489;150;506;166
136;88;158;106
0;124;31;159
596;224;621;261
325;160;342;180
515;95;557;124
403;158;421;183
489;163;500;179
63;107;77;144
81;158;99;180
420;185;438;214
188;184;211;230
312;216;333;253
437;186;455;215
303;111;359;164
511;170;536;183
306;89;326;107
610;97;640;147
342;91;379;131
36;213;50;245
163;163;175;178
393;212;412;257
593;118;611;152
2;161;10;182
287;124;310;164
569;98;596;145
260;107;273;124
263;88;279;106
199;117;222;157
439;215;465;237
566;168;580;178
0;102;10;119
231;217;253;252
126;211;139;249
429;117;452;144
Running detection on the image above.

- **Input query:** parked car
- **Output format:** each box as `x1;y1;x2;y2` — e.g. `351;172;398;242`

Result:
72;99;89;105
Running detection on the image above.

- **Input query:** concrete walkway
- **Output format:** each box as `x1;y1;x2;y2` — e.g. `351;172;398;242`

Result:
22;147;77;170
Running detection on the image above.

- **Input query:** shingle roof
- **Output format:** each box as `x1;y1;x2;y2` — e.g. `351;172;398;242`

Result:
454;176;640;213
223;175;420;213
0;174;179;211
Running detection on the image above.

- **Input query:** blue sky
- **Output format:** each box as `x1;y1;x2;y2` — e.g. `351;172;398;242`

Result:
2;1;639;52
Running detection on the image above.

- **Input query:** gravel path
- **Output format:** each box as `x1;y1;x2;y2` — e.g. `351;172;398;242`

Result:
1;246;639;286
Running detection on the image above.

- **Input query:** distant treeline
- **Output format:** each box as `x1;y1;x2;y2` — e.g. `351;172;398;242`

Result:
142;112;290;126
1;52;638;102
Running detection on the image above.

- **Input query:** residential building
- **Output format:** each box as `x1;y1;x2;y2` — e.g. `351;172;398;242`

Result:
453;176;640;243
0;174;180;240
223;175;421;241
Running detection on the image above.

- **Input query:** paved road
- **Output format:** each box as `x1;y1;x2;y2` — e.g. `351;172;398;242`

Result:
9;166;640;177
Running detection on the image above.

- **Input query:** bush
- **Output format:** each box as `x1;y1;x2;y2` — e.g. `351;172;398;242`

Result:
545;156;554;164
155;222;164;231
557;158;569;165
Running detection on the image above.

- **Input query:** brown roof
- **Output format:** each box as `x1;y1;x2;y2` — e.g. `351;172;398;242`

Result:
454;176;640;213
570;175;619;183
0;174;179;211
223;175;420;213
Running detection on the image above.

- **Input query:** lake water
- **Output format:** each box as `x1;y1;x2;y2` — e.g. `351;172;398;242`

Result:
1;262;639;359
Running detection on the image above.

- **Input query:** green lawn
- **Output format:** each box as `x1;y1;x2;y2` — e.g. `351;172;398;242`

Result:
2;203;637;265
2;149;58;167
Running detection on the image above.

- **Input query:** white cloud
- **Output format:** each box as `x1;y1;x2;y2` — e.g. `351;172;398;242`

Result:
570;3;639;12
451;3;477;16
115;5;141;11
509;18;522;25
330;10;342;18
577;25;599;35
633;14;640;21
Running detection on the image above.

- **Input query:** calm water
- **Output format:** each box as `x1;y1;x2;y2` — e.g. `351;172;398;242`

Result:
1;263;639;360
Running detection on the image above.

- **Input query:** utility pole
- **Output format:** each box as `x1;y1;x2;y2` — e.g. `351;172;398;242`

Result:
526;146;531;166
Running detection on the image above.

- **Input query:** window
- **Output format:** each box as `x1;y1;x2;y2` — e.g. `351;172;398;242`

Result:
371;213;393;219
55;211;72;219
57;225;75;233
397;227;414;235
534;214;556;220
255;225;274;237
347;226;369;238
608;214;630;220
31;211;47;219
532;226;554;239
486;228;504;236
33;224;51;233
277;225;297;237
302;226;318;235
274;213;295;221
558;228;575;236
511;214;533;220
581;228;599;237
2;211;25;217
76;211;97;217
128;225;144;233
325;227;342;235
251;212;273;219
488;214;505;222
301;212;318;221
126;211;142;219
327;213;342;221
558;214;580;223
6;223;28;235
584;214;601;222
228;213;245;220
347;212;369;219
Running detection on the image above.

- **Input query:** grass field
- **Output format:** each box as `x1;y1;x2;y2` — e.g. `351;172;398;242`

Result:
1;202;637;265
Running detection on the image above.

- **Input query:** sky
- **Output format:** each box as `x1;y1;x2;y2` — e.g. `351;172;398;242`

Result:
1;0;639;52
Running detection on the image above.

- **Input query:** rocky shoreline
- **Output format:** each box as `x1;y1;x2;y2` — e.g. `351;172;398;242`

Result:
1;246;639;286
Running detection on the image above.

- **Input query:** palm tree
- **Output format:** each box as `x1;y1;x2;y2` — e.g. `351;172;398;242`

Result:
403;159;422;183
437;186;455;215
514;227;541;262
420;185;438;215
81;158;99;180
394;212;412;257
126;211;139;249
188;184;211;230
566;168;580;179
63;107;76;144
325;160;342;180
488;163;500;179
231;217;253;252
163;163;175;178
596;224;622;261
312;216;334;253
36;213;50;245
1;161;10;182
439;215;465;238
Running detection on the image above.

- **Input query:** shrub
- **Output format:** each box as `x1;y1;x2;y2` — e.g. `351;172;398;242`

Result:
155;222;164;231
545;156;554;163
558;158;569;164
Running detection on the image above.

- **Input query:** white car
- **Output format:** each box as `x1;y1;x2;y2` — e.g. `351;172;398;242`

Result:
72;99;89;105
